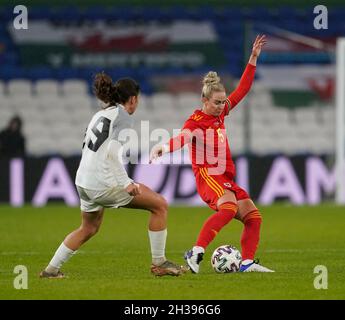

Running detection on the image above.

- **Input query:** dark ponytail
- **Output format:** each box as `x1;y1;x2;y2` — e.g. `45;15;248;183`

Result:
93;72;140;108
93;72;113;104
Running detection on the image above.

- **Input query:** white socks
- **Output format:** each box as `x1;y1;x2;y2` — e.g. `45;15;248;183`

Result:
45;242;76;274
46;231;168;273
148;229;167;266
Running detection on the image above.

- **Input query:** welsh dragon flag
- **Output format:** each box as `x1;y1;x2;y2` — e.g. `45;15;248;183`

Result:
257;65;334;107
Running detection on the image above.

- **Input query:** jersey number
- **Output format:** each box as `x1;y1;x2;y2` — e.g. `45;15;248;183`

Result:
88;116;111;152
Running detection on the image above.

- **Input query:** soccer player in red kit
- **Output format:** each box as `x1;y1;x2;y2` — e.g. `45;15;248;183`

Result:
150;35;274;273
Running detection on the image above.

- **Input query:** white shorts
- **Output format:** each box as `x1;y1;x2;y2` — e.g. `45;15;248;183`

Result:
76;185;134;212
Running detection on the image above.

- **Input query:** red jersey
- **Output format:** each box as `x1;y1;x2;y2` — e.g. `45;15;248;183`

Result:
181;101;235;178
167;63;256;179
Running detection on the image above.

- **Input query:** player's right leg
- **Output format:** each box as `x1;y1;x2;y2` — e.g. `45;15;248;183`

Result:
123;183;187;276
185;180;238;273
40;207;104;278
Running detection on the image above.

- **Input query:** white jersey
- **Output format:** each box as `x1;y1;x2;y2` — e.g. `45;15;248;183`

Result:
75;105;133;190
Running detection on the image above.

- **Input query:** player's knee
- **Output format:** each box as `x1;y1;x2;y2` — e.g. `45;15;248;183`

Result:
219;202;238;220
81;224;100;238
154;195;168;217
242;210;262;225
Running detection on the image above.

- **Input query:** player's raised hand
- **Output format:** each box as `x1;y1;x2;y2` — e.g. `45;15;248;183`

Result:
251;34;267;57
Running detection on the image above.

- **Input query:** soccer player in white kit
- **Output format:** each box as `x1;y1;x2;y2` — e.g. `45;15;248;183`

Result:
40;73;187;278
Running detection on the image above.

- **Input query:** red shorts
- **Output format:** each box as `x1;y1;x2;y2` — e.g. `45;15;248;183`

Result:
195;167;250;211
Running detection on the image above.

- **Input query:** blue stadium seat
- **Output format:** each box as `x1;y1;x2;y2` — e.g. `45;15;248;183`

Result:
0;66;27;80
27;67;53;80
104;6;135;20
52;6;80;21
2;52;19;65
135;6;170;20
55;67;80;80
276;6;299;20
29;6;54;20
138;80;153;95
215;21;243;36
82;6;108;20
0;6;15;21
78;68;104;80
169;6;191;20
216;7;244;21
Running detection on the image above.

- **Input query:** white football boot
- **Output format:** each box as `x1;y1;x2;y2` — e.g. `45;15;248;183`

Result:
184;246;205;273
239;259;275;272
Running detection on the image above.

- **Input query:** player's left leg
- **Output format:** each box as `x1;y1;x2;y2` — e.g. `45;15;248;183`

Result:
40;208;105;278
236;199;274;272
196;190;238;249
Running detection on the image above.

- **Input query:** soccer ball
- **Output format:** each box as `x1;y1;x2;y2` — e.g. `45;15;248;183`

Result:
211;245;242;273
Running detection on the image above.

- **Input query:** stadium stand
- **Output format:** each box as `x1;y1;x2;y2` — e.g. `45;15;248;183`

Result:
0;5;336;156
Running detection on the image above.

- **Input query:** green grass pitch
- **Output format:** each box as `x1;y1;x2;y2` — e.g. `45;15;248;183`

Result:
0;204;344;300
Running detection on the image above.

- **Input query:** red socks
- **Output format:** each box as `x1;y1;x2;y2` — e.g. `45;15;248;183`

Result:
240;210;262;260
196;202;238;249
195;203;262;260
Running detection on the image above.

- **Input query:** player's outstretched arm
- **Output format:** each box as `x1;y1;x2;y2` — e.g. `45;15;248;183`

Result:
149;130;192;163
227;35;267;111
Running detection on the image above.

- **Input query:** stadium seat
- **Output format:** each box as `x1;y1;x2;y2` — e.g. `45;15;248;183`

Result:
0;108;14;129
35;80;60;97
0;96;12;111
29;6;54;19
176;93;201;111
62;79;89;97
27;67;54;81
0;80;5;96
151;93;176;109
37;96;65;111
52;6;80;21
57;138;83;156
82;6;108;20
27;135;60;156
41;108;69;124
7;79;32;97
134;95;153;120
138;94;150;109
320;108;335;124
295;107;318;124
10;96;40;113
63;96;94;112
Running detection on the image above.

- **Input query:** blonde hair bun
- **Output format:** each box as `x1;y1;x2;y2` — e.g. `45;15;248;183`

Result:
202;71;224;98
203;71;220;86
